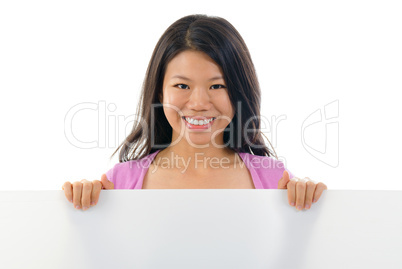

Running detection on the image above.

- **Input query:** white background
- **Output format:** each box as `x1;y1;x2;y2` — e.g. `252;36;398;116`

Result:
0;0;401;190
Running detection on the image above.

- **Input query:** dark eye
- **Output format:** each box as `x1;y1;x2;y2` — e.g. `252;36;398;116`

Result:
174;84;189;89
211;84;226;90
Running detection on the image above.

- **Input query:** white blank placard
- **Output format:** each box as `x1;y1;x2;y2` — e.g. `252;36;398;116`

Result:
0;190;401;269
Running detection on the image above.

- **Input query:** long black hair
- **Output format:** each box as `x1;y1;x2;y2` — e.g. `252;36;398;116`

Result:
111;14;276;162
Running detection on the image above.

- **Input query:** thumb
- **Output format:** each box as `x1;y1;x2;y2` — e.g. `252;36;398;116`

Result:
101;174;115;189
277;170;291;189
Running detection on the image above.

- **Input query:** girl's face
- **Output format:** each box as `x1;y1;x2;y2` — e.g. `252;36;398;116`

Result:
161;50;235;148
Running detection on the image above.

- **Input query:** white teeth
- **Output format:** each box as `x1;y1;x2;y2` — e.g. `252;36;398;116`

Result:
185;117;215;125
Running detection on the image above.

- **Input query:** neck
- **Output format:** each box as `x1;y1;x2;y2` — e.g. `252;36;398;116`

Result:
153;143;238;174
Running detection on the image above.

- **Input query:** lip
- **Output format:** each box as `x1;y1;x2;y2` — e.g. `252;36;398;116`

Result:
182;116;216;130
183;116;216;120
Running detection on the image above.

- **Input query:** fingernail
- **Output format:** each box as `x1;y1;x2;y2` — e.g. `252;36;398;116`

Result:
297;205;302;210
69;200;73;203
313;199;317;203
83;206;88;210
305;204;310;209
291;202;295;206
91;201;95;206
75;205;80;209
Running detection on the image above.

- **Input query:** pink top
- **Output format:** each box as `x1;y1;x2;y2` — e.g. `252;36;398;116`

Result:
105;149;295;189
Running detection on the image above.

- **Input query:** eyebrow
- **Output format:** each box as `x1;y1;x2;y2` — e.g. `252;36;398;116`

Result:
171;75;224;81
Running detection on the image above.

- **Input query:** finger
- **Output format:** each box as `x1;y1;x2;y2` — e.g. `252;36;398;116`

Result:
313;182;328;203
304;180;317;209
81;180;92;211
295;181;307;210
91;180;102;206
101;174;114;190
62;181;73;203
277;170;291;189
287;178;297;206
72;182;83;209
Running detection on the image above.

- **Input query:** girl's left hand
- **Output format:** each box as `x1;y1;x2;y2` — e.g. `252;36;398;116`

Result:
277;170;327;210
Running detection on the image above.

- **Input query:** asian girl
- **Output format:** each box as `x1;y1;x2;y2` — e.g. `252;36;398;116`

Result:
62;14;327;211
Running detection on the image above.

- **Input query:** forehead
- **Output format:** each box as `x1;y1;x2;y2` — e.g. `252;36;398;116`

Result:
164;50;224;80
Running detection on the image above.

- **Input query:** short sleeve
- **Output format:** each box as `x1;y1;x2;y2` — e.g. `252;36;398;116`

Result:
105;163;118;187
102;160;146;189
285;167;295;180
242;153;296;189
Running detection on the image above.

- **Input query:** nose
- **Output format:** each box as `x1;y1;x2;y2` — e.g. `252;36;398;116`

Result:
187;86;212;111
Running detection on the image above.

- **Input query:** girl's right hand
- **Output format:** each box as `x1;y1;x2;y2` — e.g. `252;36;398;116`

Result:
62;174;114;210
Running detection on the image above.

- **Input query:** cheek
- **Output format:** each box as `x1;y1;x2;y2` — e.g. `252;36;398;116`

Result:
163;100;182;122
163;108;174;124
162;90;183;105
220;95;235;117
162;91;186;116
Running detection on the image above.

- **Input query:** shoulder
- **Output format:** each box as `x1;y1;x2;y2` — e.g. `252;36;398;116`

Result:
105;154;155;189
238;152;295;188
239;152;286;170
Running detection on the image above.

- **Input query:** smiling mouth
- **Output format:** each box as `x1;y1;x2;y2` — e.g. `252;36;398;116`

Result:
182;116;216;125
181;116;217;129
